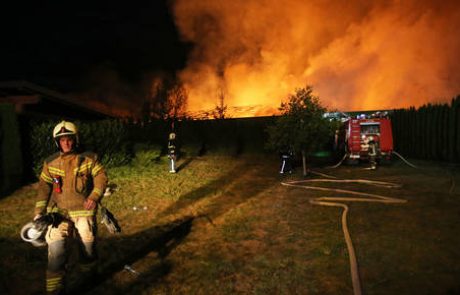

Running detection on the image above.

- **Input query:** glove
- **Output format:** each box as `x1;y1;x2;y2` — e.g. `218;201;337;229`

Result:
33;214;52;232
33;213;63;229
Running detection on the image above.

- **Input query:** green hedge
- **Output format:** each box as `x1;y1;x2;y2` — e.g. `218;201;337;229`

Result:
29;119;131;176
25;116;284;178
23;94;460;180
391;95;460;162
126;116;276;156
0;104;23;174
0;104;23;195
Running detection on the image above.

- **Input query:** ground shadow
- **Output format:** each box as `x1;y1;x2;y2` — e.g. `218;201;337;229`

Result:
0;237;47;295
107;157;277;294
157;161;250;218
3;157;277;294
68;217;193;295
198;159;278;223
175;157;194;173
71;159;258;294
86;158;276;293
160;156;278;232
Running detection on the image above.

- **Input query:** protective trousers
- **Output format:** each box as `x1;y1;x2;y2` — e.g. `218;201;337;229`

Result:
169;155;176;173
280;155;292;174
45;216;97;294
368;143;377;169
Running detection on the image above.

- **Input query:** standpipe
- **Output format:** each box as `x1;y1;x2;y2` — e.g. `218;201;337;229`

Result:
281;178;407;295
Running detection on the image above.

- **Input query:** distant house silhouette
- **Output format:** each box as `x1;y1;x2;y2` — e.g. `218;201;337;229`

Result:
0;81;114;197
0;80;113;120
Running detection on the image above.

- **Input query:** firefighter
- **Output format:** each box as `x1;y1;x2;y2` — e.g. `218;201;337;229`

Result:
168;132;177;173
367;136;377;170
333;129;339;151
33;120;107;294
279;146;293;174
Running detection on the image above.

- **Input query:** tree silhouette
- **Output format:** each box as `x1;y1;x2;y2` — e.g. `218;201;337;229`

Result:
165;83;188;120
213;87;228;119
266;85;331;176
143;78;188;121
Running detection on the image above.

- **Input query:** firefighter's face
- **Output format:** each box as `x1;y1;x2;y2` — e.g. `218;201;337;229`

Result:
59;136;75;153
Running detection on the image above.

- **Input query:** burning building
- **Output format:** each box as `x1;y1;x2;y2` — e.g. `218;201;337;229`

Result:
171;0;460;117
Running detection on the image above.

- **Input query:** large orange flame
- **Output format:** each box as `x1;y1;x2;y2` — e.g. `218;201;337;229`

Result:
172;0;460;117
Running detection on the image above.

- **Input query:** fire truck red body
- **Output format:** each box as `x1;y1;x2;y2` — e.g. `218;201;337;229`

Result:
338;117;393;163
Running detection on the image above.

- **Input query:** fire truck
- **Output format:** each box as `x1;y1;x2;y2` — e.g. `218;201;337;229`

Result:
337;115;393;164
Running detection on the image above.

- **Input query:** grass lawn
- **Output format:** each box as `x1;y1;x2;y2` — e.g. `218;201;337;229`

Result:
1;154;460;294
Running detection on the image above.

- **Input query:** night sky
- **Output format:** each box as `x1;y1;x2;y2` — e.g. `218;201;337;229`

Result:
0;1;190;92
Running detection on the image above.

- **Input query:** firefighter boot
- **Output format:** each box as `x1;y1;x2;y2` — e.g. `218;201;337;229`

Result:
170;158;176;173
46;240;67;294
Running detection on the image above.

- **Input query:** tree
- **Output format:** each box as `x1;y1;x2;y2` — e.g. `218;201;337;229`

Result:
213;87;228;119
165;83;188;120
143;75;188;121
266;85;331;176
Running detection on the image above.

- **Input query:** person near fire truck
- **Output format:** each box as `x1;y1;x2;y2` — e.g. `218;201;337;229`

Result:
32;120;107;294
168;132;177;173
367;136;377;170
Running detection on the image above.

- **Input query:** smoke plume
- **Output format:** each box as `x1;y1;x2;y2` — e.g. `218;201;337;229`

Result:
172;0;460;114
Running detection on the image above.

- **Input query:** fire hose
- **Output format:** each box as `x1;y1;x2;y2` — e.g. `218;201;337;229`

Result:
281;177;407;295
391;151;418;169
327;153;348;169
389;152;458;194
328;151;419;170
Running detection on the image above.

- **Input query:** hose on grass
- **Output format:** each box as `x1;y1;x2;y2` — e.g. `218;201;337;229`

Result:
392;151;418;169
326;150;419;170
308;170;338;179
281;177;407;295
326;153;348;169
391;152;458;194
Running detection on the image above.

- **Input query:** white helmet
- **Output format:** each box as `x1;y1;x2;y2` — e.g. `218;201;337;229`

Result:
20;222;47;247
53;120;79;148
169;132;176;140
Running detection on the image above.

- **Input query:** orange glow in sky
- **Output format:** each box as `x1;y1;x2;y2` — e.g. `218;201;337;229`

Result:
172;0;460;117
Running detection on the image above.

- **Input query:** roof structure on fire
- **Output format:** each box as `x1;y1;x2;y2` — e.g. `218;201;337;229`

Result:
0;80;113;120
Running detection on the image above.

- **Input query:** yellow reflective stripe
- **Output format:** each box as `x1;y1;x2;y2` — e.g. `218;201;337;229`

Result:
68;210;95;218
35;200;47;208
47;283;61;290
48;167;65;176
40;172;53;183
46;207;66;215
47;284;62;291
91;164;103;176
47;277;62;283
46;276;63;291
74;162;93;174
93;187;102;197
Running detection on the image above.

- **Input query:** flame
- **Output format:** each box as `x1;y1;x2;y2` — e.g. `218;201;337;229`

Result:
172;0;460;116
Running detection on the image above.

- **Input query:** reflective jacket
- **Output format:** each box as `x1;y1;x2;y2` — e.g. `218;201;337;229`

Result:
168;140;176;156
34;151;108;218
